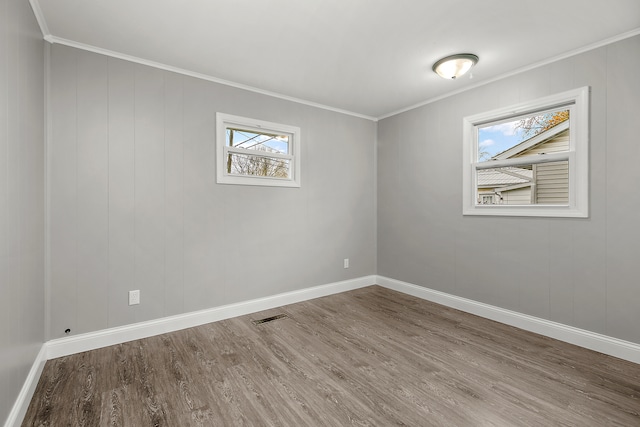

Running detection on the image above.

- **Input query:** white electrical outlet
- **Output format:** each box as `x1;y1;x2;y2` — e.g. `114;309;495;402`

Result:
128;290;140;305
344;258;349;268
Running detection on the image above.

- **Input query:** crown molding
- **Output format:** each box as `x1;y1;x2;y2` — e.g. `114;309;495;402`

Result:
26;0;639;122
29;2;375;121
42;35;377;122
378;27;640;120
28;0;50;37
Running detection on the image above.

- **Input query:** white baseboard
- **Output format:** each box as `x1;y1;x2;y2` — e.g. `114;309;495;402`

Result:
11;274;639;426
376;275;640;364
46;275;377;359
4;345;48;427
39;274;640;362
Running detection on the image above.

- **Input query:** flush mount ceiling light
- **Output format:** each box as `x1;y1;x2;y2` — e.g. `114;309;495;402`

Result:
432;54;479;80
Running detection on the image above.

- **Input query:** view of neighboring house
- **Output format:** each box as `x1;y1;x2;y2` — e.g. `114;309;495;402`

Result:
478;120;569;205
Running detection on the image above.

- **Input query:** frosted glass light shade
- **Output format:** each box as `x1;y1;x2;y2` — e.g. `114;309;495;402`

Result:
432;54;479;79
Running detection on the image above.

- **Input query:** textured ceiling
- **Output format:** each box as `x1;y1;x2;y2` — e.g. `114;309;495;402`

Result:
33;0;640;119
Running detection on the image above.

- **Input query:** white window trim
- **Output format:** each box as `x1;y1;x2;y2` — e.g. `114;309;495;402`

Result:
216;113;301;187
462;86;589;218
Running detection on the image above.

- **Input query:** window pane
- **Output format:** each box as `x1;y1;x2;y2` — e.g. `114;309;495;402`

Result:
476;161;568;205
477;109;569;162
227;128;290;155
226;152;291;179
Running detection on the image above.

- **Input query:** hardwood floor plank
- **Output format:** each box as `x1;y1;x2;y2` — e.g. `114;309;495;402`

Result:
23;286;640;426
99;388;124;427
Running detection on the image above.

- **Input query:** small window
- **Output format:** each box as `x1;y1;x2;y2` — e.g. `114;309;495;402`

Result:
480;194;495;205
463;87;589;217
216;113;301;187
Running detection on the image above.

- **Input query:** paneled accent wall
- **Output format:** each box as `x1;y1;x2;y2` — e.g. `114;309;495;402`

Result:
0;0;45;423
48;44;377;339
377;35;640;345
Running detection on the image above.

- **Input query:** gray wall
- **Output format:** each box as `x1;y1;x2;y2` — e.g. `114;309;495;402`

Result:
378;35;640;344
0;0;45;423
8;19;638;426
48;44;377;339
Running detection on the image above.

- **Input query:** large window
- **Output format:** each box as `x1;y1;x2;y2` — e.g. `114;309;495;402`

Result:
216;113;301;187
462;87;589;217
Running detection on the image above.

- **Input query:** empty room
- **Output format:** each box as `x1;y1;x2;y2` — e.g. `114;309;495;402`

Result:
2;0;640;425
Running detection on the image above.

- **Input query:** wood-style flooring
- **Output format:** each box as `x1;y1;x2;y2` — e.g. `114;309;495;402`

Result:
23;286;640;426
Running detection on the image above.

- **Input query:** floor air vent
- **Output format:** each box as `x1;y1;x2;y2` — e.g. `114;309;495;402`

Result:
252;314;288;325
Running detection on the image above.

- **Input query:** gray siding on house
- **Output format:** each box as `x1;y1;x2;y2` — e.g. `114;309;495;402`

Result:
523;131;570;204
535;161;569;204
47;44;377;338
501;186;532;205
519;129;570;156
377;35;640;345
0;0;45;424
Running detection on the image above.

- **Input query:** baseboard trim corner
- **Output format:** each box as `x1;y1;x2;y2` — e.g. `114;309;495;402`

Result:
4;344;48;427
376;275;640;364
45;275;376;360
